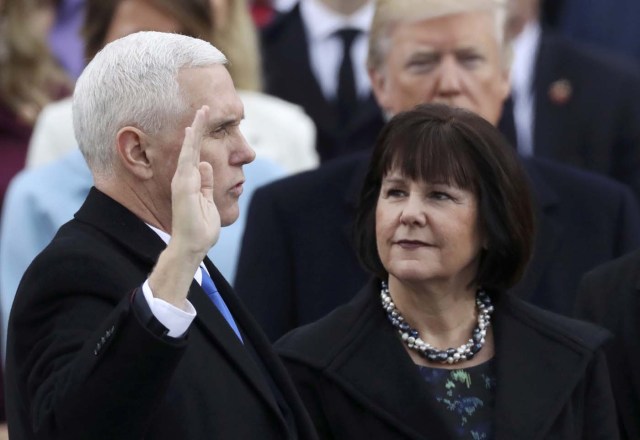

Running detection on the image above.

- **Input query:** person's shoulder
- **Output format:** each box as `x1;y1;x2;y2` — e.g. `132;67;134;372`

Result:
37;96;73;121
582;248;640;285
260;5;301;43
523;156;635;199
541;31;640;80
253;152;369;201
6;150;91;211
237;90;318;172
275;281;375;368
501;293;612;352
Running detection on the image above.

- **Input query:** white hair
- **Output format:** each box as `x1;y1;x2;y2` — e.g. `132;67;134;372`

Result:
368;0;510;71
72;31;228;176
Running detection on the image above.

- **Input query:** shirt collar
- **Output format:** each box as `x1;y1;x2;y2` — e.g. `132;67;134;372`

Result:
146;223;205;284
300;0;374;43
510;20;541;98
146;223;170;245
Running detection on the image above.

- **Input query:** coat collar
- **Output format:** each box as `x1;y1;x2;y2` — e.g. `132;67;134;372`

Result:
283;279;607;440
74;188;301;437
490;295;608;439
310;279;453;439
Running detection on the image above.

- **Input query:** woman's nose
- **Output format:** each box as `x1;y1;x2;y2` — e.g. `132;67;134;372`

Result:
399;195;427;226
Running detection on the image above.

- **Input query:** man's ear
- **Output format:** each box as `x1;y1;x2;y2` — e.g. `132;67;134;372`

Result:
115;126;153;179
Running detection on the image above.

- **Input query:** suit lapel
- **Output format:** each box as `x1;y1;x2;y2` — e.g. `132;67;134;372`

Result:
325;282;453;439
533;34;583;162
510;159;563;302
264;5;335;134
206;261;319;438
74;188;167;266
193;259;293;431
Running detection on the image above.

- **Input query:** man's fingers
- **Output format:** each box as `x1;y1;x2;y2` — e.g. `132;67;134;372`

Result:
177;105;210;169
199;162;214;202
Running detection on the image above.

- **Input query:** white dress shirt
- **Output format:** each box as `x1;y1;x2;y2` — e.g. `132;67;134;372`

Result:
300;0;374;101
142;224;199;338
510;21;541;157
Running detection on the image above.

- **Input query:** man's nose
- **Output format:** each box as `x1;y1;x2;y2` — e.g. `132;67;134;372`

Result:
435;56;463;97
232;132;256;165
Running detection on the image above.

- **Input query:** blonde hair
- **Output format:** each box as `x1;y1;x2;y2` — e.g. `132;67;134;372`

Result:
213;0;262;91
367;0;510;72
0;0;70;124
83;0;261;91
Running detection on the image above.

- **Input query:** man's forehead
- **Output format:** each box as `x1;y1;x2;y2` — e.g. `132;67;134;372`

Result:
207;93;244;124
393;13;499;49
378;0;504;23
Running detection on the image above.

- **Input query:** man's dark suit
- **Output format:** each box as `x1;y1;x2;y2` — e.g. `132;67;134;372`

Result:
500;32;640;199
5;188;317;439
276;279;618;439
575;249;640;440
235;153;640;341
557;0;640;62
260;4;385;162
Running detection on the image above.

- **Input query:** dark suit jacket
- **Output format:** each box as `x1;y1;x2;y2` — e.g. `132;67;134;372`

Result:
235;153;640;341
5;188;317;440
260;4;385;162
575;249;640;440
557;0;640;62
276;279;619;439
500;32;640;199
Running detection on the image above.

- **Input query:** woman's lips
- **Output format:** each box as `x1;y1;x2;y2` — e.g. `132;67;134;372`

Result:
395;239;431;249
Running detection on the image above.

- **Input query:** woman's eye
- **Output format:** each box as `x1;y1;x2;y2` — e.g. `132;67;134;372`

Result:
430;191;452;201
386;189;406;198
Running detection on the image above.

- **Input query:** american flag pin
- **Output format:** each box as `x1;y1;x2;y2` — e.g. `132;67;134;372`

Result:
548;79;572;105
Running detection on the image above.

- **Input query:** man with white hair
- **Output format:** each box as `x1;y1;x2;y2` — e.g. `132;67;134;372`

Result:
5;31;317;440
235;0;640;340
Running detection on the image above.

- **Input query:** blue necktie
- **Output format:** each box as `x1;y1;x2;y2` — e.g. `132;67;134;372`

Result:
200;268;243;342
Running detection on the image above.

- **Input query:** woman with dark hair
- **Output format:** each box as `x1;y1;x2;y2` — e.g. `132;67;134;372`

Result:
276;103;619;439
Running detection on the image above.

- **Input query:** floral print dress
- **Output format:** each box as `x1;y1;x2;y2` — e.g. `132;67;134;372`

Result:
417;359;496;439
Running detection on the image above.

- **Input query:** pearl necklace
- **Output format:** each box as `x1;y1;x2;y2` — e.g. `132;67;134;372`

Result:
380;281;494;365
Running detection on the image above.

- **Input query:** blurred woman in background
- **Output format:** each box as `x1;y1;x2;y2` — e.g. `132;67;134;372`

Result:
0;0;70;209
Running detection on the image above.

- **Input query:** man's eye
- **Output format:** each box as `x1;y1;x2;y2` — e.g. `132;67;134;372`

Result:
213;126;229;137
406;57;438;72
458;54;483;68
